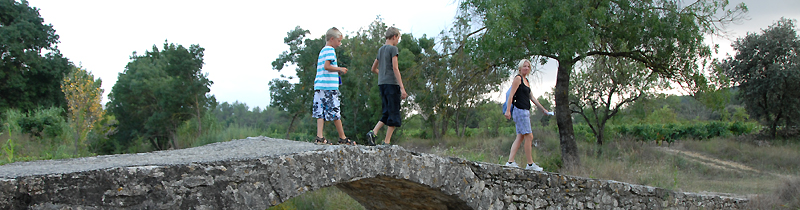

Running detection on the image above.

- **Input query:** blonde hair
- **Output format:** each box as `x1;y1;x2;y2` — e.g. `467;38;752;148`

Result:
517;59;531;70
516;59;541;85
385;27;400;39
325;27;342;41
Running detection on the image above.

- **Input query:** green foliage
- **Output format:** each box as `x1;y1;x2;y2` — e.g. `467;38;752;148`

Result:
270;26;325;139
0;0;73;112
570;56;662;144
62;66;105;155
613;121;759;144
721;18;800;138
459;0;748;167
108;42;213;151
15;107;68;139
2;129;14;162
337;20;393;143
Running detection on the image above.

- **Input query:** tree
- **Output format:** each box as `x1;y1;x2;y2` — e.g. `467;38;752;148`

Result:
62;66;104;155
405;18;506;139
570;57;661;145
108;42;213;151
1;0;73;112
271;20;435;143
721;18;800;138
337;20;395;142
270;26;322;139
458;0;747;168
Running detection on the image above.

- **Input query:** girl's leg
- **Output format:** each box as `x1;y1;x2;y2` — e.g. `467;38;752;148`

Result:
507;134;524;163
524;133;534;165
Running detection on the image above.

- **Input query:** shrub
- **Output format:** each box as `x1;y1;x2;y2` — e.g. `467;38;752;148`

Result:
15;107;68;139
614;121;758;143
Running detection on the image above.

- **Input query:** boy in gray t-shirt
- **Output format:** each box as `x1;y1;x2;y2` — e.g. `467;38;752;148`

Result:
365;27;407;146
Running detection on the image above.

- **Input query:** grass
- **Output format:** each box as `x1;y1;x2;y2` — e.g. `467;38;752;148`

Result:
0;131;82;165
268;187;364;210
401;127;799;209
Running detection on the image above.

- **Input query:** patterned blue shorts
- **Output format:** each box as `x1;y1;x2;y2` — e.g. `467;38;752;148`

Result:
512;106;532;134
312;90;341;121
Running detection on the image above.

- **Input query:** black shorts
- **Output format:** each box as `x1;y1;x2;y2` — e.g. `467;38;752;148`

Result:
379;84;402;127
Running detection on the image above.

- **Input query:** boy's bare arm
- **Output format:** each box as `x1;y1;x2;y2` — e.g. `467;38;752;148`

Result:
371;59;379;74
392;56;408;99
324;60;347;74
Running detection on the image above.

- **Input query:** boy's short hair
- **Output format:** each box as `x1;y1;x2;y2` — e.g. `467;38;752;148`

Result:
326;27;343;41
385;27;400;39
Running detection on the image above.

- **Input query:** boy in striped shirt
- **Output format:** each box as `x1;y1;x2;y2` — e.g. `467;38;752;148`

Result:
313;27;355;145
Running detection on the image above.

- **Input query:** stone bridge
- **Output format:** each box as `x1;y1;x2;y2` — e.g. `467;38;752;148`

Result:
0;137;747;209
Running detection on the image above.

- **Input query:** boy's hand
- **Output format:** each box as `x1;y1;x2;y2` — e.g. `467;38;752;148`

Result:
340;67;348;74
401;89;408;99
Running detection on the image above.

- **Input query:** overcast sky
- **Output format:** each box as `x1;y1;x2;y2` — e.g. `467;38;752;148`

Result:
27;0;800;109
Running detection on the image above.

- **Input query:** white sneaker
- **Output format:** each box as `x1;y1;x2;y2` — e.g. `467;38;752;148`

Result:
526;163;544;171
504;162;519;168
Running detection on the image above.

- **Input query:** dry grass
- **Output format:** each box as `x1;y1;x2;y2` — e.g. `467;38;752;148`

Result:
403;128;799;209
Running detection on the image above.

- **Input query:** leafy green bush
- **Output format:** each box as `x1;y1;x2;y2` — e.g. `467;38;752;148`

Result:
614;121;759;143
15;107;68;139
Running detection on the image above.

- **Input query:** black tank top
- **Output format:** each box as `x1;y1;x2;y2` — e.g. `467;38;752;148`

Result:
512;75;531;110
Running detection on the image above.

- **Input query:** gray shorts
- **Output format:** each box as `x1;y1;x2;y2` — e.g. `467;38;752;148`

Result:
512;106;532;134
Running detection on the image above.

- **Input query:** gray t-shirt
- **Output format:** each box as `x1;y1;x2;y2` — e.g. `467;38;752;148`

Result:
376;45;399;85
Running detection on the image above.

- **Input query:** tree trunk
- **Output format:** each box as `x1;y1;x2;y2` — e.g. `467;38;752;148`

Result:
73;127;80;156
170;129;180;150
430;115;440;139
454;109;460;137
195;96;203;138
440;115;448;138
462;113;471;138
555;60;581;169
286;113;299;140
596;125;604;146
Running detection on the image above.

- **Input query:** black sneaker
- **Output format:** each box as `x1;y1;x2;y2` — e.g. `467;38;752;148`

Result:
366;131;377;146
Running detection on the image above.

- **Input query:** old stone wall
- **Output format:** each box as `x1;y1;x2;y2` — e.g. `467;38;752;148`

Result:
0;137;747;209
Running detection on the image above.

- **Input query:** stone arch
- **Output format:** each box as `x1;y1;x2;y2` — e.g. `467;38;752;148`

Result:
267;145;491;209
0;137;749;209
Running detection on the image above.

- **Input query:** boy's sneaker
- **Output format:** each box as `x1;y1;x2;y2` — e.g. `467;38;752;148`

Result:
504;162;519;168
366;131;377;146
526;163;544;171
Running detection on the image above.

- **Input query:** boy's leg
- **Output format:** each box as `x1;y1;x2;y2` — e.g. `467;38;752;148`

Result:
385;126;396;144
507;134;523;163
334;120;346;139
372;121;385;134
316;118;325;138
382;85;402;144
312;90;325;139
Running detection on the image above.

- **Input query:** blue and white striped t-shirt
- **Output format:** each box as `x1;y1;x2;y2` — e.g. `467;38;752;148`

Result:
314;46;340;90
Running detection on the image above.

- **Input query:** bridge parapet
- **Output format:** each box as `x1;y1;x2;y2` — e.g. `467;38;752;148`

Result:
0;137;747;209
